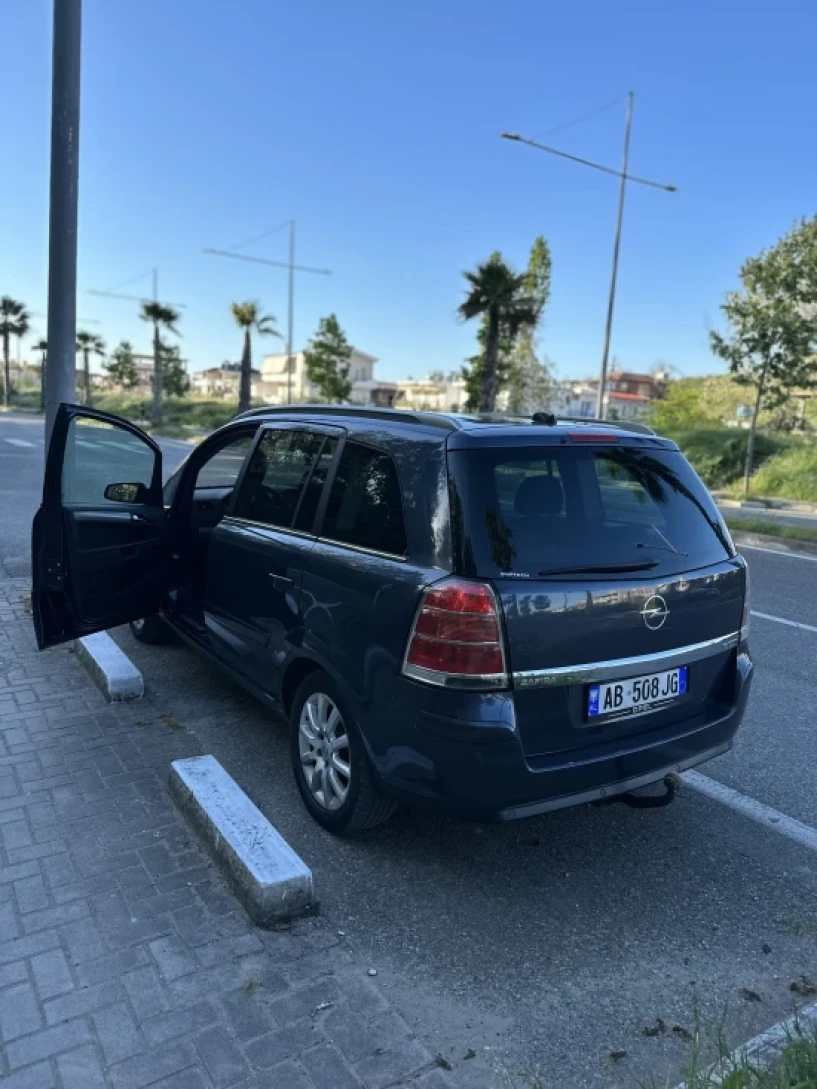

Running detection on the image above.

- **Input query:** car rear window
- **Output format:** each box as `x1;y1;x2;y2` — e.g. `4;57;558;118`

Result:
448;445;733;579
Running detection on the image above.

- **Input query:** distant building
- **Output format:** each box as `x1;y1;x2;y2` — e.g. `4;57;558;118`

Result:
257;349;398;407
191;363;261;398
395;373;468;413
551;370;667;422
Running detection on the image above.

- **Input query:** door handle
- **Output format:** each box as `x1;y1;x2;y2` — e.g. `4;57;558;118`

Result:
269;573;293;590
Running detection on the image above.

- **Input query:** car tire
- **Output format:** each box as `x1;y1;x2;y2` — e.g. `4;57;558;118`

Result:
129;616;173;644
290;670;398;835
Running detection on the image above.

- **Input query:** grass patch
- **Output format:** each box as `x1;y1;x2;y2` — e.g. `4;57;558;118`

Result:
736;446;817;503
679;1025;817;1088
241;977;262;997
160;712;183;731
667;430;794;490
725;517;817;546
93;393;244;433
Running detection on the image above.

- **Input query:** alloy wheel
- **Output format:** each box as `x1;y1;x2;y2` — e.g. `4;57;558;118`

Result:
298;692;351;810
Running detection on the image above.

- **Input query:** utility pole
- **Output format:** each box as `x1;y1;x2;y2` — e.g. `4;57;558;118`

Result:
203;225;331;404
44;0;82;446
597;92;633;419
502;92;675;419
287;221;295;403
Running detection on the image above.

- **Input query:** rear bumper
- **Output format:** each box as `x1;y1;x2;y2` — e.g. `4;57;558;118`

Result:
372;648;753;822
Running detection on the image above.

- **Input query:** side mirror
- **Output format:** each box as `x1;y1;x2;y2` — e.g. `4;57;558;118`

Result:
104;482;149;504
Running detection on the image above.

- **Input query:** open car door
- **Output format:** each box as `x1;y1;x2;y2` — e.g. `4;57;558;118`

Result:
32;404;167;650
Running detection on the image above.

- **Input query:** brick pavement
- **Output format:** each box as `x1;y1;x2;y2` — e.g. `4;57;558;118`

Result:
0;577;454;1089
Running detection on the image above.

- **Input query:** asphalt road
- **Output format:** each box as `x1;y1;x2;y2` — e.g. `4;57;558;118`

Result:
3;409;817;1089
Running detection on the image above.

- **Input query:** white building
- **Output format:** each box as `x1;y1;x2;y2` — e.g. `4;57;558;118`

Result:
395;373;468;413
258;349;397;407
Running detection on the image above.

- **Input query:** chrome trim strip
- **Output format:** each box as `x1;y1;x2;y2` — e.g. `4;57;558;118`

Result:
498;741;732;820
402;661;508;690
315;536;408;562
222;516;316;542
512;632;740;689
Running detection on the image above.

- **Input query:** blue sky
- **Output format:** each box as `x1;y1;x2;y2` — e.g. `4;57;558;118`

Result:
2;0;816;382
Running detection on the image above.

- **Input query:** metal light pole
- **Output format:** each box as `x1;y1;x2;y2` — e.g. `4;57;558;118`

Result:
598;92;633;419
287;220;295;404
502;93;676;419
44;0;82;446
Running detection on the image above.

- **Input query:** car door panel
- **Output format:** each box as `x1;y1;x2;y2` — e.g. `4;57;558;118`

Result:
32;404;166;650
200;424;341;695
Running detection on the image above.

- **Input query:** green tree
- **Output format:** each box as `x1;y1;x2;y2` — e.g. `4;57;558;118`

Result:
231;301;280;413
158;341;190;398
140;302;181;425
75;331;105;407
105;340;138;389
646;378;719;432
710;221;817;496
304;314;353;402
506;237;553;414
1;296;30;407
459;253;538;413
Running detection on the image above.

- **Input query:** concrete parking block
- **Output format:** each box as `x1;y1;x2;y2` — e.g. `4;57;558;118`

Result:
75;632;144;701
168;755;315;927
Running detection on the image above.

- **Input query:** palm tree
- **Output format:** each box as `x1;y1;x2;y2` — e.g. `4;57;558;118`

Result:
33;339;48;412
231;302;280;413
458;256;538;413
140;302;181;425
75;331;105;406
1;296;31;407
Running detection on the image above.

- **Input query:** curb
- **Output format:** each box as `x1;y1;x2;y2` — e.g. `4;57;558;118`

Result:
674;1000;817;1087
169;755;316;927
75;632;144;701
730;530;817;558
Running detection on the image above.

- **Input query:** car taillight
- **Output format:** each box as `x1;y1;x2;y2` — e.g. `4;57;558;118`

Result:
402;578;508;689
741;563;751;640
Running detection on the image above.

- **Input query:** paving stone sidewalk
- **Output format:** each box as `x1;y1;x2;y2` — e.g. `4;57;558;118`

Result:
0;577;453;1089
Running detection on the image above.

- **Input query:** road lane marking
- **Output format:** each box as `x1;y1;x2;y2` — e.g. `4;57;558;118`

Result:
751;610;817;634
685;771;817;855
4;438;35;448
740;543;817;563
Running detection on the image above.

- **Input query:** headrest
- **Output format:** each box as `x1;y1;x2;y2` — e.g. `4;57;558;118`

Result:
514;474;563;518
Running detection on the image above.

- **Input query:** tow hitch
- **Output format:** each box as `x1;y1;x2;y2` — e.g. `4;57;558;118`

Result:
595;772;683;810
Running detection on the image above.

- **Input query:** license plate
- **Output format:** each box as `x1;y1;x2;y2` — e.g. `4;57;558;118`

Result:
588;666;688;720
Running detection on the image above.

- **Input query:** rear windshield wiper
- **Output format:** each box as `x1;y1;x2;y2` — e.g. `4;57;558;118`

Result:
537;561;660;576
637;525;688;558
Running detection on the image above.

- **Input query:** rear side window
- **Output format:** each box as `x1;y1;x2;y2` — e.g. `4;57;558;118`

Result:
321;443;407;556
232;429;326;530
448;445;733;578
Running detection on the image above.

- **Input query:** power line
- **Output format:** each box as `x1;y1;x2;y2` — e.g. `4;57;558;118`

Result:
529;94;627;142
223;221;290;254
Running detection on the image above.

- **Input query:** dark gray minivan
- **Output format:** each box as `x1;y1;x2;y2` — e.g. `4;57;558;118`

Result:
32;404;753;834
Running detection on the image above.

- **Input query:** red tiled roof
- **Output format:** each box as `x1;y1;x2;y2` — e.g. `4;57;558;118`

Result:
608;391;649;402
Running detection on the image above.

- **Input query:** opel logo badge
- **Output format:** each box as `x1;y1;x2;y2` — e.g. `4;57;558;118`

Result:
642;594;669;630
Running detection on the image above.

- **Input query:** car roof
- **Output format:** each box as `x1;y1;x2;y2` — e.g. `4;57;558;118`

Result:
231;405;677;448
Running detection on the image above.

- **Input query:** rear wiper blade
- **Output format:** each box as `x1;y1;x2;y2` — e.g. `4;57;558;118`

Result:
537;561;660;576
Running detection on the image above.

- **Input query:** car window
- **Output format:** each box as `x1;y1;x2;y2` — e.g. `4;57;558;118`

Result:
62;417;156;505
293;437;338;532
232;429;326;529
321;443;406;556
195;434;256;489
448;445;732;578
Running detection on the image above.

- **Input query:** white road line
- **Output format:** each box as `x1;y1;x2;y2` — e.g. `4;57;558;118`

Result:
740;543;817;563
751;610;817;634
685;771;817;855
4;437;35;448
